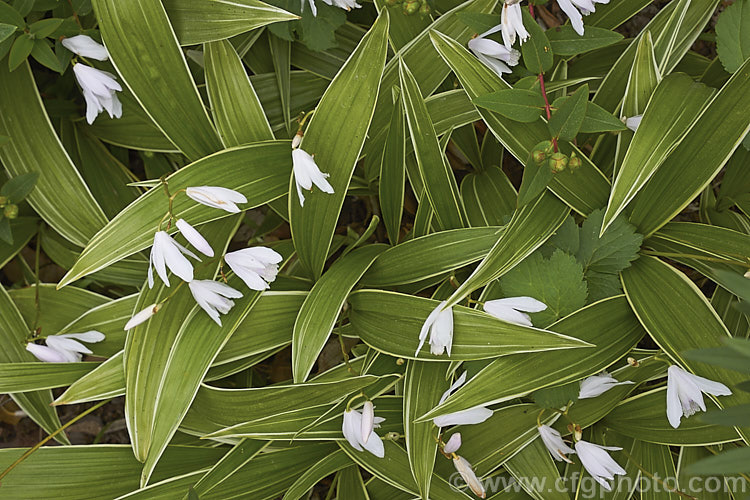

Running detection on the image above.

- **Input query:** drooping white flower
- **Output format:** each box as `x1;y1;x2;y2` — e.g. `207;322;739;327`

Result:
468;25;521;78
342;407;385;458
537;425;575;463
452;455;486;498
185;186;247;213
224;247;283;291
483;296;547;327
625;115;642;132
26;331;105;363
574;440;626;491
361;401;375;443
432;372;493;427
416;300;454;356
188;280;243;326
578;372;634;399
176;219;214;257
323;0;361;10
148;231;199;288
292;148;334;207
124;303;160;330
72;63;122;125
444;432;462;454
61;35;109;61
557;0;609;36
501;0;530;48
666;365;732;429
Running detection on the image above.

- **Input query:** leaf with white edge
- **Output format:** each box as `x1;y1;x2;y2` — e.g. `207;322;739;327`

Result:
348;290;592;361
289;13;389;279
500;249;588;327
191;439;269;497
418;295;644;420
292;244;386;382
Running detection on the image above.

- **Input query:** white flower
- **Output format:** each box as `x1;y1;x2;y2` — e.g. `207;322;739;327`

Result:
452;455;486;498
468;25;521;77
323;0;361;10
578;372;634;399
416;300;454;356
432;372;493;427
574;440;626;491
625;115;642;132
361;401;374;443
188;280;243;326
124;303;160;330
224;247;283;291
176;219;214;257
557;0;609;36
148;231;199;288
483;296;547;327
26;331;105;363
666;365;732;429
301;0;317;16
342;407;385;458
72;63;122;125
292;148;334;207
61;35;109;61
501;1;530;48
444;432;462;454
537;425;575;463
185;186;247;213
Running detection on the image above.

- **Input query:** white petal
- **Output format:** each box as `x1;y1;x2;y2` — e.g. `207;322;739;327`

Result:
538;425;575;463
444;433;462;453
489;296;547;313
176;219;214;257
46;335;92;355
416;301;445;356
453;456;486;498
342;409;364;451
483;301;533;326
58;331;105;343
433;407;493;427
155;232;195;283
666;367;683;428
687;372;732;397
578;373;634;399
558;0;585;35
292;149;315;190
151;232;171;287
62;35;109;60
361;431;385;458
125;304;158;330
185;186;246;213
361;401;375;444
625;115;642;132
26;343;69;363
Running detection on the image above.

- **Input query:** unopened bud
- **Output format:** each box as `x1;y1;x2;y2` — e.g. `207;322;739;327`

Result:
567;153;581;171
3;204;18;219
396;358;405;365
418;2;430;14
627;357;639;367
531;149;547;164
444;432;462;454
744;270;750;279
573;424;582;442
548;152;568;173
402;0;420;15
124;303;161;330
291;131;303;149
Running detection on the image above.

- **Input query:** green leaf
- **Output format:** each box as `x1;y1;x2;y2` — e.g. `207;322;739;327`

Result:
0;216;13;245
379;90;406;245
548;84;588;142
28;18;64;37
521;9;552;74
579;101;627;133
191;439;268;496
460;164;517;227
163;0;297;45
8;33;32;70
204;39;274;146
404;362;446;498
283;450;352;500
472;89;545;123
0;216;36;268
715;0;750;73
418;295;644;420
0;22;17;43
545;25;624;56
517;142;554;207
576;208;643;278
504;439;569;500
0;62;107;247
337;466;369;499
292;244;386;382
531;380;580;409
443;192;569;309
399;58;465;230
0;362;98;393
500;249;588;327
59;142;292;287
684;447;750;475
621;256;750;442
92;0;223;160
348;290;591;361
700;404;750;427
456;12;498;34
621;30;659;118
603;74;714;232
0;3;24;28
628;56;750;237
1;171;38;202
289;13;389;279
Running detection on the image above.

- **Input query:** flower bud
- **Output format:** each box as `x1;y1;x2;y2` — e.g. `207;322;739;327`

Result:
567;153;581;171
418;1;430;15
548;152;568;173
402;0;420;15
3;204;18;219
291;130;303;149
531;149;547;164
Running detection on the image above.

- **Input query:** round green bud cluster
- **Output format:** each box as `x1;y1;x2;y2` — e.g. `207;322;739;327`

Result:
548;152;568;173
3;203;18;219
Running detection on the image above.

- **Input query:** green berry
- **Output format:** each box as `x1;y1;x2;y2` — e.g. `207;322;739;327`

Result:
567;154;582;171
402;0;420;15
531;149;547;164
548;152;568;173
3;204;18;219
418;1;430;14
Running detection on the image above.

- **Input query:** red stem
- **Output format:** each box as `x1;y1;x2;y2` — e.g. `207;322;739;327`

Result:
538;73;558;152
528;2;534;16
